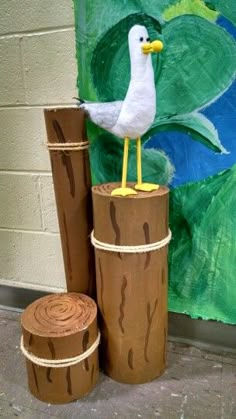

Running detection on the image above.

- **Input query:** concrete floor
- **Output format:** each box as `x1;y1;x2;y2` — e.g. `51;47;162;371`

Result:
0;308;236;419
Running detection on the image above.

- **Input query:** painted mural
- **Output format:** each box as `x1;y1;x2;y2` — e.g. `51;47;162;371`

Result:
74;0;236;324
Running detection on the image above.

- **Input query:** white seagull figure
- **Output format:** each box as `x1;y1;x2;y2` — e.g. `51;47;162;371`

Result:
78;24;163;196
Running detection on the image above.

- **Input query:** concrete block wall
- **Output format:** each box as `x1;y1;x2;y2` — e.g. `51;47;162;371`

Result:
0;1;78;292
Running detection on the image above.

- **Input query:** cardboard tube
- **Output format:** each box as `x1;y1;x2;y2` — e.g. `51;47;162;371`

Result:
44;108;95;295
92;183;169;384
21;293;99;404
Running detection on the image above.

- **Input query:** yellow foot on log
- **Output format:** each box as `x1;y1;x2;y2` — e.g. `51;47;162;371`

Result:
135;183;160;192
111;187;137;197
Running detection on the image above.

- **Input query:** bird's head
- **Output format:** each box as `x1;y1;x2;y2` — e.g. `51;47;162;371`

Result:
128;24;163;63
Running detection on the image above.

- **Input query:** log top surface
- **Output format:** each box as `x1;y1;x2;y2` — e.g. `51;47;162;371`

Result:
92;183;169;198
21;293;97;337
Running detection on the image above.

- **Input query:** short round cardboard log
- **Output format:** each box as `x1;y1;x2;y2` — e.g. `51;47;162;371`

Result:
44;108;95;295
21;293;99;404
92;183;169;384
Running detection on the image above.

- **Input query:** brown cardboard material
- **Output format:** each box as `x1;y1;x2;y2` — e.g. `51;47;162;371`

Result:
21;293;99;404
92;183;169;384
44;108;95;295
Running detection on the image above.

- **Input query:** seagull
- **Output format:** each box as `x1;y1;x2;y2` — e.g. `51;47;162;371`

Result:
78;24;163;196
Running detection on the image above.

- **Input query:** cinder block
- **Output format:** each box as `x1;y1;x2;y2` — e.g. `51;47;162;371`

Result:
0;108;51;171
0;229;65;290
22;30;77;105
39;175;59;233
0;0;74;35
0;37;25;106
0;173;42;230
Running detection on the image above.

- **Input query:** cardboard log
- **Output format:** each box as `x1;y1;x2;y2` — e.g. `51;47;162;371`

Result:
92;183;169;384
21;293;99;404
44;108;95;295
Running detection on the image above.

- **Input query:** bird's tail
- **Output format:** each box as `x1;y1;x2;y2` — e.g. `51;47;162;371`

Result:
73;96;85;105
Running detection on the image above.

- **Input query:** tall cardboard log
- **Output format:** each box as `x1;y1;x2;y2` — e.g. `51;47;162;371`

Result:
92;183;169;384
44;108;95;295
21;293;99;404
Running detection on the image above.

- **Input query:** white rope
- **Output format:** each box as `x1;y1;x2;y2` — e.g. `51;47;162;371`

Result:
47;141;89;151
91;229;171;253
20;331;100;368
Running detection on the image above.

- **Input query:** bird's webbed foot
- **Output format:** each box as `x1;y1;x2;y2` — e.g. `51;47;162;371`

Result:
111;187;137;197
135;183;159;192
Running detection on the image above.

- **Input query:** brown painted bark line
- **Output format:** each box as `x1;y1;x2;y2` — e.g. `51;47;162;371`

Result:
48;339;56;359
28;334;33;347
46;368;52;383
143;222;151;269
144;299;158;363
110;201;122;259
109;201;120;245
128;349;134;370
61;153;76;198
66;367;72;396
52;119;66;143
118;276;128;334
53;119;75;198
32;364;39;393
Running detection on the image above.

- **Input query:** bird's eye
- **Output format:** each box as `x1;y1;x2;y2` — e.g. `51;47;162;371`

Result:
146;37;150;42
139;37;144;42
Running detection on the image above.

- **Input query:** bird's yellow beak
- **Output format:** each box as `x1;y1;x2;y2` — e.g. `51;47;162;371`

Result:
142;40;164;54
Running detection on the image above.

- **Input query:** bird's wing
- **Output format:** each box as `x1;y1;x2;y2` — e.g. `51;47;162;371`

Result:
80;101;123;130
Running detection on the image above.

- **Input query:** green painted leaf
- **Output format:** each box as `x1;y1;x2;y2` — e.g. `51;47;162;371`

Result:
168;164;236;324
128;147;174;184
144;112;228;153
163;0;219;22
157;15;236;116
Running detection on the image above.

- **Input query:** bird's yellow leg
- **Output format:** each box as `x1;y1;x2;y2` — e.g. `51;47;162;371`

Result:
111;137;137;197
136;136;142;185
135;137;159;192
